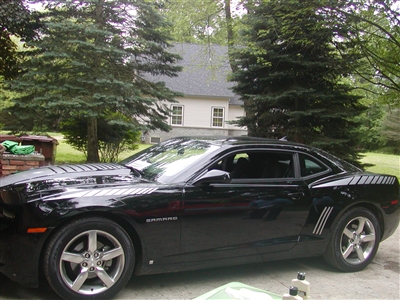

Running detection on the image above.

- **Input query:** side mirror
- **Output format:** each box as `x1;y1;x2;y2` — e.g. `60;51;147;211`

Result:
193;169;231;186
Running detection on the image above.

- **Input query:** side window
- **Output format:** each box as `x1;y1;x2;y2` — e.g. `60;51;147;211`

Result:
224;151;294;179
299;153;328;177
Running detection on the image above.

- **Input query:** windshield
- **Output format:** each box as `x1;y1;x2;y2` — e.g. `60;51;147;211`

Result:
120;137;220;183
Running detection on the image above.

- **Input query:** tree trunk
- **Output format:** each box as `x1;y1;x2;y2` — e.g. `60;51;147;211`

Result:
85;0;103;163
86;117;100;162
224;0;238;73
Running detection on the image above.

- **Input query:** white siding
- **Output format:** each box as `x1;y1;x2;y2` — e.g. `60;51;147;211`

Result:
144;96;247;143
227;105;245;129
172;97;229;128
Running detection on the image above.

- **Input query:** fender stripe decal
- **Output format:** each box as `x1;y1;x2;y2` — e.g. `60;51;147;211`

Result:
313;206;333;235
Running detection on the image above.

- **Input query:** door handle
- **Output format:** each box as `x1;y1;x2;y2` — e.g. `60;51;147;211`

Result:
288;192;305;199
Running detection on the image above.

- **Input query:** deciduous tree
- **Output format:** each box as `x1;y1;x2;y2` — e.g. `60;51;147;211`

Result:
326;0;400;107
158;0;243;72
0;0;39;79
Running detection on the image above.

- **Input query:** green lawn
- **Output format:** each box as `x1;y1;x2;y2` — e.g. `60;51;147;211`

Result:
55;140;86;164
361;152;400;179
55;140;151;164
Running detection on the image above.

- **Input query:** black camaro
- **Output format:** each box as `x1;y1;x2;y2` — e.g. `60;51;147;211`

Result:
0;136;399;299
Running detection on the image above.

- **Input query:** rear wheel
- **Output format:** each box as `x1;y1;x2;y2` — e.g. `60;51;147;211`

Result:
323;207;380;272
43;217;135;299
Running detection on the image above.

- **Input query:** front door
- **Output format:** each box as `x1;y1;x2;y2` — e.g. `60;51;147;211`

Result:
180;150;311;262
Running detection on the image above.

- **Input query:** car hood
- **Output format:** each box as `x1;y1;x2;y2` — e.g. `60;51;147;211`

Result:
0;163;155;205
0;163;132;188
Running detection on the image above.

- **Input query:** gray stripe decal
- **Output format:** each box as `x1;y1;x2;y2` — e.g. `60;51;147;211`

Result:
113;189;128;195
86;190;99;196
313;178;353;188
365;176;373;184
55;187;158;200
358;176;368;185
314;175;397;188
97;189;112;196
349;176;361;185
313;206;333;235
136;188;148;194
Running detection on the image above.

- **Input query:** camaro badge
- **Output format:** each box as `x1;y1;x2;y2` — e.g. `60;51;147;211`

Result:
146;216;178;223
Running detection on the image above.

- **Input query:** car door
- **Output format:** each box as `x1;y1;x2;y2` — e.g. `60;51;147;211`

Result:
180;149;311;263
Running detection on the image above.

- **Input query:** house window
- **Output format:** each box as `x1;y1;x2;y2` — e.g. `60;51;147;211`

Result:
171;105;183;126
212;107;224;128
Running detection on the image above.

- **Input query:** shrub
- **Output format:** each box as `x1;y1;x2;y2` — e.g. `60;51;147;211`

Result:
60;114;141;162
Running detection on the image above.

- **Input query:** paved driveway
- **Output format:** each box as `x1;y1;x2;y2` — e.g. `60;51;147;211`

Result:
1;224;399;300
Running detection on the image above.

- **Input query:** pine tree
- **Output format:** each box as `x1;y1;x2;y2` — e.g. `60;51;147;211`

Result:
9;0;181;162
230;0;366;162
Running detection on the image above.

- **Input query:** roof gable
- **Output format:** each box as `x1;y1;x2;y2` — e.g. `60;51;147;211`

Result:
152;43;242;104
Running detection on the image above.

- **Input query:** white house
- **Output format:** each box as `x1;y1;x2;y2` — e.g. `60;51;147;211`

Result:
144;43;247;144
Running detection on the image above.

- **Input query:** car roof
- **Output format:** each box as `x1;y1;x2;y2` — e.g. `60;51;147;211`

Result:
174;135;309;149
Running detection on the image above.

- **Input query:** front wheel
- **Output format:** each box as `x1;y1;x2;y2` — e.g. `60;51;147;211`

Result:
323;207;380;272
43;217;135;299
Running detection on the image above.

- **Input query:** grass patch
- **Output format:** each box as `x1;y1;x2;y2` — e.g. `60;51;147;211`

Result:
55;140;151;164
119;144;152;160
55;140;86;164
361;153;400;180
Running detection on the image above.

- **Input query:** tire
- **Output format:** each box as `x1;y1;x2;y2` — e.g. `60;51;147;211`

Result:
323;207;380;272
43;217;135;299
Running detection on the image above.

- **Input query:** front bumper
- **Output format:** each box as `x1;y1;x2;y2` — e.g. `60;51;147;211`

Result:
0;226;41;287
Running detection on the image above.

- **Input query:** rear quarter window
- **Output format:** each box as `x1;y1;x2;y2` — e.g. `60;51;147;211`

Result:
299;154;329;177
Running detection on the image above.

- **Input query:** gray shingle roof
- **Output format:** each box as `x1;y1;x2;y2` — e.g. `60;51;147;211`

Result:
153;43;242;105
